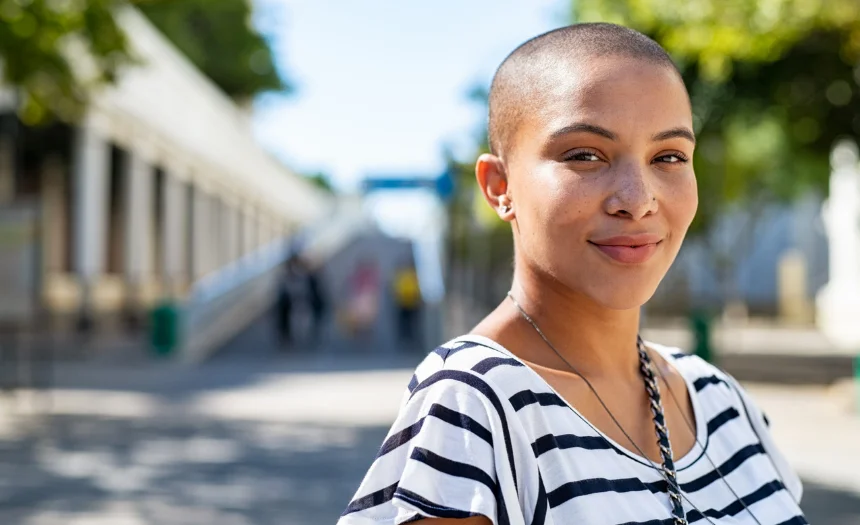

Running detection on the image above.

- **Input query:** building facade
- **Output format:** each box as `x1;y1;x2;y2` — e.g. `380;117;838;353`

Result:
0;6;333;337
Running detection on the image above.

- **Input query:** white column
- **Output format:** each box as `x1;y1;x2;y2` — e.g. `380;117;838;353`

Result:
213;197;225;269
226;203;238;264
199;193;211;276
243;205;256;256
222;203;231;266
183;182;193;281
72;124;110;322
123;150;153;302
236;205;245;260
190;187;208;280
259;213;271;248
255;212;263;249
235;207;242;260
209;194;221;274
231;205;241;261
816;139;860;348
161;172;187;294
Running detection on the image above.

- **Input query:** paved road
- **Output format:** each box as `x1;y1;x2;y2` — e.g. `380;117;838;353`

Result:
0;315;857;524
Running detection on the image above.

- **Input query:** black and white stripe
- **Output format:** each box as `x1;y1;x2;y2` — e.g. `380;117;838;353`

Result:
339;336;806;525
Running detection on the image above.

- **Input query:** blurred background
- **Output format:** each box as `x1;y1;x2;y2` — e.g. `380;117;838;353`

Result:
0;0;858;523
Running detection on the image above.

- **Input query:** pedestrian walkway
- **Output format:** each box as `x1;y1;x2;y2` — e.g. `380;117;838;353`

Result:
642;320;858;384
746;382;860;497
1;359;858;523
643;319;855;356
1;311;858;524
0;354;418;524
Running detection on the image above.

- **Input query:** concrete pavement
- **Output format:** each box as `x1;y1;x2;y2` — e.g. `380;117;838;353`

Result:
642;321;858;384
0;314;857;524
745;382;860;497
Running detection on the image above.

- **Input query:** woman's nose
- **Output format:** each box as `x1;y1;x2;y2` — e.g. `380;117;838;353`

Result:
604;162;658;220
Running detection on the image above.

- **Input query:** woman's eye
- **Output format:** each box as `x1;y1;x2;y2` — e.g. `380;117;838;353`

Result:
564;151;601;162
654;153;688;164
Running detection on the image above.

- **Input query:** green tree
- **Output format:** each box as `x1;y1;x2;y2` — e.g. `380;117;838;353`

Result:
134;0;289;102
0;0;287;125
443;86;518;322
0;0;133;124
306;171;335;194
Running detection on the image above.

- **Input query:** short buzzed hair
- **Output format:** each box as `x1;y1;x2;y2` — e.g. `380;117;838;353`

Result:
488;23;683;158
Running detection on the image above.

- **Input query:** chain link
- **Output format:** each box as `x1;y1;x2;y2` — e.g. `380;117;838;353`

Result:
638;339;688;524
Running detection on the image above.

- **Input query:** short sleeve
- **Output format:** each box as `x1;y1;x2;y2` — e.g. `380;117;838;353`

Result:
338;373;502;525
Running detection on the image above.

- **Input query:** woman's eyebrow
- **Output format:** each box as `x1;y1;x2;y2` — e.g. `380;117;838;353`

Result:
549;122;617;141
652;127;696;144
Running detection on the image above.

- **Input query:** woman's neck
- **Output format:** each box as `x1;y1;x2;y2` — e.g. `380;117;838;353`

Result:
500;268;643;381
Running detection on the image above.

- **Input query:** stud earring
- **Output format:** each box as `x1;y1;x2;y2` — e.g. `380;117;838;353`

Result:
501;204;511;213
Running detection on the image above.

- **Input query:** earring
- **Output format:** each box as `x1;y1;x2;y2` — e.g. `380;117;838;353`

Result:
501;204;511;213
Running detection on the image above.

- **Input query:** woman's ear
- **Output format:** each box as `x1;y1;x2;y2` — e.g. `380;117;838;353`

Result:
476;153;514;221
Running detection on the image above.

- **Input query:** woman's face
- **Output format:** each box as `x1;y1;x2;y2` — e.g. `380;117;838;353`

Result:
498;55;698;310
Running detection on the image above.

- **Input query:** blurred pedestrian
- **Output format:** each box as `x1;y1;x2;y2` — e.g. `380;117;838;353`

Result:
275;255;305;350
302;257;328;347
342;260;380;340
392;261;422;348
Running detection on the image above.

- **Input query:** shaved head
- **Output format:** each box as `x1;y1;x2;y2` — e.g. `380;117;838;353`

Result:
488;23;684;158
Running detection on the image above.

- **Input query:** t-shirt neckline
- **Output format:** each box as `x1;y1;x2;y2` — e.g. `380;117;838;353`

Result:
452;333;710;472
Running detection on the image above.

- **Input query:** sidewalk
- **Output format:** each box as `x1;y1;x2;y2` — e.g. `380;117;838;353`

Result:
0;350;419;525
0;351;857;525
15;306;858;383
642;320;858;384
745;382;860;496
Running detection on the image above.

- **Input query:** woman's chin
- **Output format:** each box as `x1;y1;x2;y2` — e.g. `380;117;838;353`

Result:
597;295;651;311
582;283;659;311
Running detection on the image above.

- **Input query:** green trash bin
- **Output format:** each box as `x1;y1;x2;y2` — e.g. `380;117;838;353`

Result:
150;301;180;357
689;309;713;363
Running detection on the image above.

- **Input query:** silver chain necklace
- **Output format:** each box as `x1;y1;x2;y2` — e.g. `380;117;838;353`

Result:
507;291;696;524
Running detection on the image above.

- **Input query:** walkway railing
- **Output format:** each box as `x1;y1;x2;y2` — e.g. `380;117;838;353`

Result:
178;237;295;362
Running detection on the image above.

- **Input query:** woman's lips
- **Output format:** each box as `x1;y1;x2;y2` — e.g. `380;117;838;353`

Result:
588;234;663;264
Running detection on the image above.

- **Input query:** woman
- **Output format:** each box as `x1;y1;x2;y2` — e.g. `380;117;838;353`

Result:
339;23;806;525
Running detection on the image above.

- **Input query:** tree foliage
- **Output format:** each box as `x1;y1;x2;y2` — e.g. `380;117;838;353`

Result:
134;0;289;102
573;0;860;233
306;171;335;194
445;85;505;235
0;0;287;124
0;0;132;124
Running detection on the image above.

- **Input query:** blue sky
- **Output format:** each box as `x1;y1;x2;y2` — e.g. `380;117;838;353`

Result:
252;0;568;191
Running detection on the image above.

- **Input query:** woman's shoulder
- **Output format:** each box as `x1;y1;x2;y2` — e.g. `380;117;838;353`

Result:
405;335;533;404
645;340;738;395
341;336;520;525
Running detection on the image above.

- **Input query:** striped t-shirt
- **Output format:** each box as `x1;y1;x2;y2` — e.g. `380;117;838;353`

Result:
339;335;806;525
